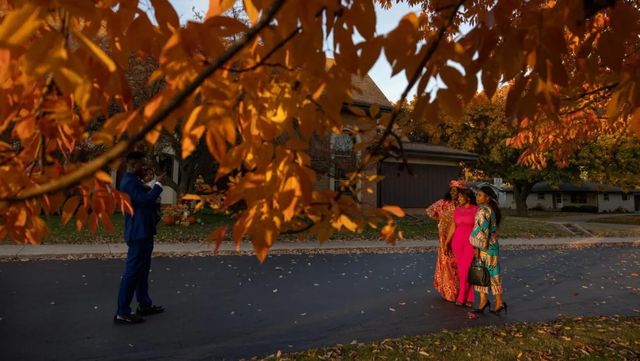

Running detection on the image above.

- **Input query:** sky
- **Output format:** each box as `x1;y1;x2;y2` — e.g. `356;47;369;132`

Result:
168;1;422;102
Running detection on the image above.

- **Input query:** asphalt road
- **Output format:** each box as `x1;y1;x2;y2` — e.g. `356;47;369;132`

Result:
0;247;639;360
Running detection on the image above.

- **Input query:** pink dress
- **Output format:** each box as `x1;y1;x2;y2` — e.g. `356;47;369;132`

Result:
452;205;478;304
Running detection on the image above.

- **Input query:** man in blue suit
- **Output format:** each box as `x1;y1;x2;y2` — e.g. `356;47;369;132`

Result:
114;151;166;324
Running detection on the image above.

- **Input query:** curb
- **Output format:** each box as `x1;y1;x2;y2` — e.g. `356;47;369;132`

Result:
1;240;638;262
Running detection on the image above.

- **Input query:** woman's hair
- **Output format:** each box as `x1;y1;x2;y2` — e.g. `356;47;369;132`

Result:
458;188;476;205
478;185;502;226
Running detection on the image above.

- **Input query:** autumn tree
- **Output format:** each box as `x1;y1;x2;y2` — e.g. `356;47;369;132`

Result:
1;0;640;260
433;92;581;216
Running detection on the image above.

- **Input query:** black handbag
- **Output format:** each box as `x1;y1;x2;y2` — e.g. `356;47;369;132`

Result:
468;258;490;286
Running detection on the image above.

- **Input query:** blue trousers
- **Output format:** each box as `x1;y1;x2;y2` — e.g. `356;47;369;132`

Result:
116;238;154;316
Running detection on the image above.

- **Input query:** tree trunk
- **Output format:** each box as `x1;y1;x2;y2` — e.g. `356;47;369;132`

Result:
513;181;535;217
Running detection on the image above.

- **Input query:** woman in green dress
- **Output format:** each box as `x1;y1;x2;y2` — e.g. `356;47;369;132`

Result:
469;185;507;315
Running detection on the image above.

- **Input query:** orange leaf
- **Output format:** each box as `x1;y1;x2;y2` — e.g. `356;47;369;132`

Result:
206;0;236;19
208;225;227;253
0;3;43;47
151;0;180;33
61;196;80;225
71;29;117;72
243;0;259;24
95;171;113;184
382;205;405;218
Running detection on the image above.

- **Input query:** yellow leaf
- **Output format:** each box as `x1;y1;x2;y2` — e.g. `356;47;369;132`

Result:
339;214;358;232
206;0;236;19
182;194;202;201
382;205;405;218
268;105;287;123
71;29;117;72
0;3;43;47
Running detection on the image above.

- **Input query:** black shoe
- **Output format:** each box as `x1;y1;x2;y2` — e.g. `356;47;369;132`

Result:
136;305;165;316
471;301;491;314
491;302;508;315
114;313;144;325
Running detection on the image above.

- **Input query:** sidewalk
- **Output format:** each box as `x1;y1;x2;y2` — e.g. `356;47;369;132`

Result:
1;236;639;259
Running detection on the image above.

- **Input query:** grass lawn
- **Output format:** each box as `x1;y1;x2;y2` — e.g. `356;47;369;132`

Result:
260;316;640;361
587;215;640;226
0;211;571;245
502;209;588;219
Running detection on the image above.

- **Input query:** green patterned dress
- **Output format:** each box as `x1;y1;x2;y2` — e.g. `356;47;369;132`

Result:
469;205;502;295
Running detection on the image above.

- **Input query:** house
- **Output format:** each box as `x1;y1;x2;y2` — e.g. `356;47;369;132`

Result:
504;181;639;213
466;181;508;207
311;65;477;209
113;58;476;208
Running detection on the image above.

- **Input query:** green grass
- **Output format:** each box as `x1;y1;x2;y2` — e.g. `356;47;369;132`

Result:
498;217;570;238
587;215;640;226
259;316;640;361
502;209;588;218
1;209;232;245
0;211;572;245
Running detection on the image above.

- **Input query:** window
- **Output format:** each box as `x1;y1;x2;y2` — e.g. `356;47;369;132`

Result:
554;193;562;203
330;133;356;197
537;193;545;200
603;192;609;201
332;167;353;196
158;154;174;180
622;193;630;201
570;193;588;204
332;133;354;156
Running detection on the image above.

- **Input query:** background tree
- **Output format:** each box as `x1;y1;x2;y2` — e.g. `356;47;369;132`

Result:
432;92;580;216
1;0;639;260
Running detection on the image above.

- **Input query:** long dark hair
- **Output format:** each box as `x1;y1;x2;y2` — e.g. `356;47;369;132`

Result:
478;185;502;226
458;188;476;206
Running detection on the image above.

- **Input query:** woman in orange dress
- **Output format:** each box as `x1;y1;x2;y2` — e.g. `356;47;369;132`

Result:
425;180;463;302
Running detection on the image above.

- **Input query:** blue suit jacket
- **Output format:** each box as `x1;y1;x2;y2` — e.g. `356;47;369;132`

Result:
119;172;163;242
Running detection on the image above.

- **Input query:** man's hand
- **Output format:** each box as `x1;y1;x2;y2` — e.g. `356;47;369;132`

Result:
156;173;167;185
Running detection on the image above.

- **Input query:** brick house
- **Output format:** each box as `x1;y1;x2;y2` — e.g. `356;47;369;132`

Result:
113;57;475;208
310;65;477;209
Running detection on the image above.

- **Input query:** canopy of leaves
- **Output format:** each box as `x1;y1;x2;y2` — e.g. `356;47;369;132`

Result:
0;0;639;260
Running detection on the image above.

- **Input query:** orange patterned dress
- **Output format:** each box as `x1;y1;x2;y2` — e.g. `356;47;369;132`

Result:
426;199;458;302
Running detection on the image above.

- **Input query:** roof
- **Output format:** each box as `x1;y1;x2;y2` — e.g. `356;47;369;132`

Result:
401;142;478;161
326;59;393;110
505;181;636;193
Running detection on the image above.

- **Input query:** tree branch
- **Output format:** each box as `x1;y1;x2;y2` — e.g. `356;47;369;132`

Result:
334;0;465;202
224;25;301;73
2;0;288;203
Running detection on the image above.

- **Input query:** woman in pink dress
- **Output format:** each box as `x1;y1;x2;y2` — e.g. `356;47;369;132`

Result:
425;181;462;302
445;188;478;307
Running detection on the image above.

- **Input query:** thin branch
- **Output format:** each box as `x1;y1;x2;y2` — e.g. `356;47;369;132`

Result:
560;82;619;102
2;0;288;203
334;0;465;202
224;25;302;73
375;0;465;151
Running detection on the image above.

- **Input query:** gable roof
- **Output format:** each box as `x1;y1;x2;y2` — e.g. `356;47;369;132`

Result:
326;59;393;110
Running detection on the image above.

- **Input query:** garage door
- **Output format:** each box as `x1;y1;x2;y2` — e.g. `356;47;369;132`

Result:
379;162;460;208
